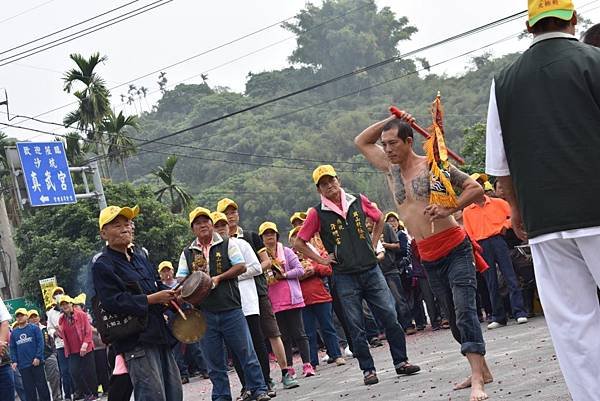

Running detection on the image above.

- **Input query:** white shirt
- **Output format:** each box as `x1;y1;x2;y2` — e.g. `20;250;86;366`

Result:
46;307;64;349
485;32;600;243
0;297;11;323
232;237;261;317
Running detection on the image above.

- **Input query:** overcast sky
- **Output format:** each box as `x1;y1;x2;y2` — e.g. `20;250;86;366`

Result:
0;0;598;142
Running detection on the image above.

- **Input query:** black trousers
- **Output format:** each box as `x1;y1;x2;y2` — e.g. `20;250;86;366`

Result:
94;349;110;394
68;352;98;398
232;314;271;388
275;308;310;366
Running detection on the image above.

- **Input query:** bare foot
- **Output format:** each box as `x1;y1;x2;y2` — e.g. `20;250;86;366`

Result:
454;374;493;390
469;376;489;401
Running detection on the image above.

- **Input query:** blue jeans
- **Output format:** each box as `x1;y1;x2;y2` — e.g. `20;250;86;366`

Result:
174;341;207;378
200;308;267;401
423;239;486;355
479;235;528;321
126;345;183;401
56;348;73;398
302;302;342;366
333;266;409;373
0;364;14;401
20;365;51;401
384;273;414;330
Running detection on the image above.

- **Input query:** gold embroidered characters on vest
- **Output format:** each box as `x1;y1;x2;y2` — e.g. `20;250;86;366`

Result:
214;251;223;275
353;211;366;240
329;223;342;245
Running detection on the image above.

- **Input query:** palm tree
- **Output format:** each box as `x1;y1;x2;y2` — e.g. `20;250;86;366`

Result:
62;52;111;175
153;155;192;214
100;110;139;181
61;132;84;166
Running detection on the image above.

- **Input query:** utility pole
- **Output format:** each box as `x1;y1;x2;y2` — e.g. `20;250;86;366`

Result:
0;185;20;299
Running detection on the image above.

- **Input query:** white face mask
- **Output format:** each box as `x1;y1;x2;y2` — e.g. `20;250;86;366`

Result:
54;294;63;302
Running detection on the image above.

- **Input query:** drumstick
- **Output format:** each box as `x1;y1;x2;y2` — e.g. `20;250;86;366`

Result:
170;301;187;321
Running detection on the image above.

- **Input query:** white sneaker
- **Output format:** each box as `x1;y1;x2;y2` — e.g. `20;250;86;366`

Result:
321;354;330;362
487;321;506;330
517;317;528;324
343;346;353;358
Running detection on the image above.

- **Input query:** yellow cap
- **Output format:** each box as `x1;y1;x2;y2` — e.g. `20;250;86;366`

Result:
312;164;337;185
216;198;238;213
384;211;400;222
51;286;64;296
289;212;307;225
188;207;212;226
15;308;28;316
470;173;489;183
288;226;301;241
58;295;73;305
210;211;228;225
158;261;174;272
259;221;279;236
528;0;574;27
28;309;39;318
484;181;494;192
72;294;86;305
99;205;139;230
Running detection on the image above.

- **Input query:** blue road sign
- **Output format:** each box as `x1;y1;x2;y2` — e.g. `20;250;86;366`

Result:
16;141;77;207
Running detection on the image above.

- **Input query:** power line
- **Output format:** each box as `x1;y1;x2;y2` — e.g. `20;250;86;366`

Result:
0;0;58;25
11;1;371;130
3;9;528;166
111;2;372;109
0;121;377;174
0;0;139;56
0;0;172;67
105;9;527;164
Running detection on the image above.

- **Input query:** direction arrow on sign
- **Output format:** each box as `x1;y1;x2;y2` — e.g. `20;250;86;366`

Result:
40;195;49;203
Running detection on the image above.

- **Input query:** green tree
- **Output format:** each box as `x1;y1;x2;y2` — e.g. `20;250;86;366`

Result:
100;110;139;181
14;182;189;302
60;132;85;166
460;122;486;175
153;155;193;214
283;0;417;79
62;52;111;175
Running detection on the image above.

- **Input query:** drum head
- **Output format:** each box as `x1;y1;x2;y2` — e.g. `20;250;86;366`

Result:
171;309;206;344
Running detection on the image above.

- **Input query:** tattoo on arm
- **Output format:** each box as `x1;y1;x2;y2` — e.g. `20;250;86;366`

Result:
448;164;470;191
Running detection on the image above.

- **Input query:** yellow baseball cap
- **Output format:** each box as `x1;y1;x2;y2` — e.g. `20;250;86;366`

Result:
384;211;400;222
28;309;39;318
528;0;574;27
15;308;28;316
58;295;73;305
210;211;228;225
72;294;86;305
312;164;337;185
484;181;494;191
216;198;238;213
259;221;279;236
158;261;174;272
189;207;211;226
288;226;301;241
99;205;140;230
470;173;489;183
289;212;307;225
51;286;64;296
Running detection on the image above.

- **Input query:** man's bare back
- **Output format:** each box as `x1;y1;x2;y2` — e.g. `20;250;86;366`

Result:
387;156;471;241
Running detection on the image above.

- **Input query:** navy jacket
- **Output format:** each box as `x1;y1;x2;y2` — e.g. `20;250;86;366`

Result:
92;246;173;354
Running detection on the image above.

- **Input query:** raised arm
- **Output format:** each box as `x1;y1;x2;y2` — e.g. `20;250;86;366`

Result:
354;116;396;172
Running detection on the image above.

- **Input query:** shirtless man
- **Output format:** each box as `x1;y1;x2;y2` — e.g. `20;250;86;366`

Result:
355;115;491;401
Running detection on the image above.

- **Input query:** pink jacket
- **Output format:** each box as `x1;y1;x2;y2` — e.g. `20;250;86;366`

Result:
59;308;94;356
267;245;305;314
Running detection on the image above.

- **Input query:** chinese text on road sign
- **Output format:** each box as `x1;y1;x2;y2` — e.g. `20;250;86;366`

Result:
16;142;76;207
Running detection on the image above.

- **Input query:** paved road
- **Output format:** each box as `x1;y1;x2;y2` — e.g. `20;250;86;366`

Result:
183;316;571;401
